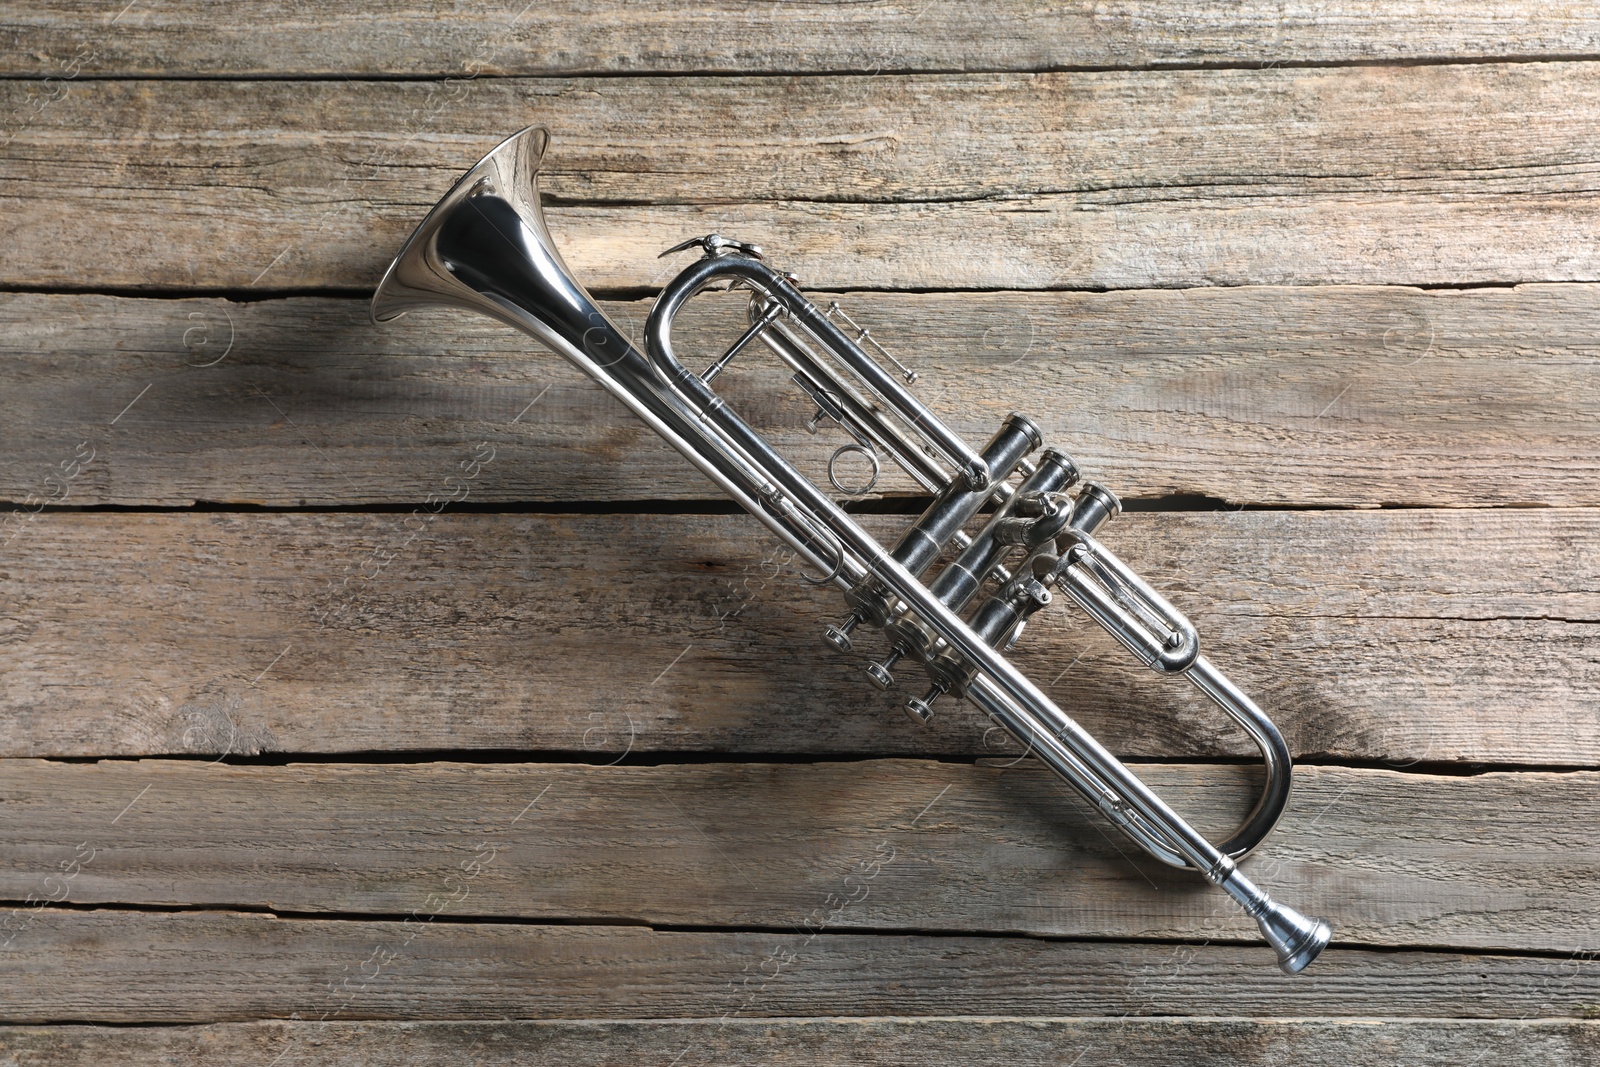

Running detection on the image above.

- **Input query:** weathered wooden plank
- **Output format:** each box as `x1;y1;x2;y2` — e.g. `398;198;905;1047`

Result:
6;66;1600;289
16;1019;1600;1067
2;760;1596;952
2;913;1598;1023
4;285;1598;509
3;908;1600;1023
7;2;1600;76
4;1019;1598;1067
15;65;1600;208
2;509;1596;764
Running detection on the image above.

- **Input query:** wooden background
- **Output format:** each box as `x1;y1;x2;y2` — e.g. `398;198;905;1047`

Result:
4;3;1600;1064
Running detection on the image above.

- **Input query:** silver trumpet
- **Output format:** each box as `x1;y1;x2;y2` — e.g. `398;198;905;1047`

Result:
372;126;1331;973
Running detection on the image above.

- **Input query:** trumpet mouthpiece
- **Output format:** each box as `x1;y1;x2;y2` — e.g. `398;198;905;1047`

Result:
1257;902;1332;974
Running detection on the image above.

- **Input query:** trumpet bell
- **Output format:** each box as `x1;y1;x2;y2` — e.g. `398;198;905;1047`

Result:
372;125;552;325
371;124;643;378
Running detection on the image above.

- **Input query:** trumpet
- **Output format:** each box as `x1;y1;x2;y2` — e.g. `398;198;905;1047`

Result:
372;125;1331;973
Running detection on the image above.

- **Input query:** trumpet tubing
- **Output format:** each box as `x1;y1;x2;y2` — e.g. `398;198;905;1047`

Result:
372;126;1332;974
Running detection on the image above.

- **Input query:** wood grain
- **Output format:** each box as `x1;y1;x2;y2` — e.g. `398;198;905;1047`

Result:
3;759;1597;953
6;65;1600;289
8;2;1600;76
5;286;1599;508
2;509;1596;764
